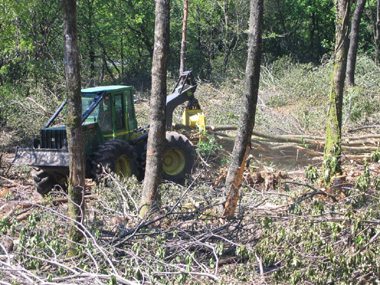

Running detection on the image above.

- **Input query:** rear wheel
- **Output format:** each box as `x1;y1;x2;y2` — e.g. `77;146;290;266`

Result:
162;132;195;184
32;168;58;196
90;140;138;181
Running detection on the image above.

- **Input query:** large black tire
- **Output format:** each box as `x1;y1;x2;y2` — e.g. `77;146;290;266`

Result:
134;141;147;182
162;132;195;185
31;168;58;196
89;140;138;181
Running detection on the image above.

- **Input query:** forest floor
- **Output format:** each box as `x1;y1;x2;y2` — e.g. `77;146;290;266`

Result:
1;122;380;283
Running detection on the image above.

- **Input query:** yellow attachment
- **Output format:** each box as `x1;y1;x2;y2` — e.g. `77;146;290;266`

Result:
182;108;206;135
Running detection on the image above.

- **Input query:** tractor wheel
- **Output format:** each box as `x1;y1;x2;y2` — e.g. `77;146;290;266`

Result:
32;168;58;196
90;139;138;181
162;132;195;185
134;141;147;182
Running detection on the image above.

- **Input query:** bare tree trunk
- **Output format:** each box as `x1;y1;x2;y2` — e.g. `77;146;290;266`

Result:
140;0;170;218
323;0;350;184
376;0;380;65
224;0;264;217
346;0;366;87
275;0;291;53
61;0;86;249
87;0;95;82
179;0;188;75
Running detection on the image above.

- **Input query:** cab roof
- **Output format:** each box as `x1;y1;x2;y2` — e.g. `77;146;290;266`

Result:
81;85;132;93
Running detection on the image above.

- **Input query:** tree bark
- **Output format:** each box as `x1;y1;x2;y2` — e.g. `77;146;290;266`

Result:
224;0;264;216
179;0;188;75
140;0;170;218
376;0;380;65
61;0;86;247
346;0;366;87
86;0;95;82
275;0;291;53
323;0;351;184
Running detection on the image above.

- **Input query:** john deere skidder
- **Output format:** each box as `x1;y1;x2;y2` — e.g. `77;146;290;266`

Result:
13;71;205;195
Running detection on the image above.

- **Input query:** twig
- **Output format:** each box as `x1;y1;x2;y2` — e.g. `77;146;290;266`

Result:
285;181;338;203
348;125;380;133
26;97;47;113
255;253;264;278
353;229;380;256
151;270;218;281
113;167;206;246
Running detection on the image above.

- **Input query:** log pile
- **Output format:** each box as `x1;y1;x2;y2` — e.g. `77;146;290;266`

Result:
173;124;380;164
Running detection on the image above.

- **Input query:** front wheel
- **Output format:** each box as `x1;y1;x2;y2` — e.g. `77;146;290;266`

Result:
31;168;59;196
162;132;195;185
90;140;138;181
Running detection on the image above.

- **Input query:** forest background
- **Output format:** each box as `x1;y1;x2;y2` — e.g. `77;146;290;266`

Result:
0;0;379;139
1;0;380;284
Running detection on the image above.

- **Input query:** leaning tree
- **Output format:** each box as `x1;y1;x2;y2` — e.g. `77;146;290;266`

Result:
346;0;366;87
224;0;264;217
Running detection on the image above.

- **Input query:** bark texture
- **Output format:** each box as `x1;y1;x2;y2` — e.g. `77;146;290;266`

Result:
140;0;170;217
323;0;350;183
346;0;366;87
179;0;188;75
376;0;380;65
224;0;263;215
62;0;85;244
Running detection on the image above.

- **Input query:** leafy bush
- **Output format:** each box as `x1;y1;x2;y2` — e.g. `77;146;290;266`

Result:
0;82;65;147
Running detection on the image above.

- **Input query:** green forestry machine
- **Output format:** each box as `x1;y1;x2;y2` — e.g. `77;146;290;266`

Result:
13;71;205;195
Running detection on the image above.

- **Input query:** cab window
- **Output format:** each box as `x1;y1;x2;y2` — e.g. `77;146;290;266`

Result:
114;93;125;130
97;95;112;132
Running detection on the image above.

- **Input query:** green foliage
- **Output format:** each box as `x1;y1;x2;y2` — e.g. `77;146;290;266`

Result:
322;155;340;186
77;0;155;87
305;165;319;184
263;0;334;62
344;86;380;124
196;133;222;156
343;56;380;126
254;192;380;283
0;83;65;146
355;162;371;192
0;0;377;106
182;0;250;79
370;148;380;162
255;54;380;136
258;57;331;133
264;58;331;108
0;217;11;234
4;0;376;87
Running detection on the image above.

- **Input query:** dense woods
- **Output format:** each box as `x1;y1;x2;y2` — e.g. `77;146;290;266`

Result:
1;0;379;136
1;0;380;283
0;0;379;91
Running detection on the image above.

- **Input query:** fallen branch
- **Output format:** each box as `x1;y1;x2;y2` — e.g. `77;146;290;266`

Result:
348;125;380;133
1;195;96;221
285;181;338;203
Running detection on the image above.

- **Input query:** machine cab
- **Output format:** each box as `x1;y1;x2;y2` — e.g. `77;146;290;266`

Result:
81;86;137;141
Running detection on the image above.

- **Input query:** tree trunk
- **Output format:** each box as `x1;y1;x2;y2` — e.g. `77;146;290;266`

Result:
87;0;95;82
62;0;85;248
346;0;366;87
224;0;264;217
323;0;351;184
376;0;380;65
140;0;170;218
275;0;291;53
179;0;188;75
